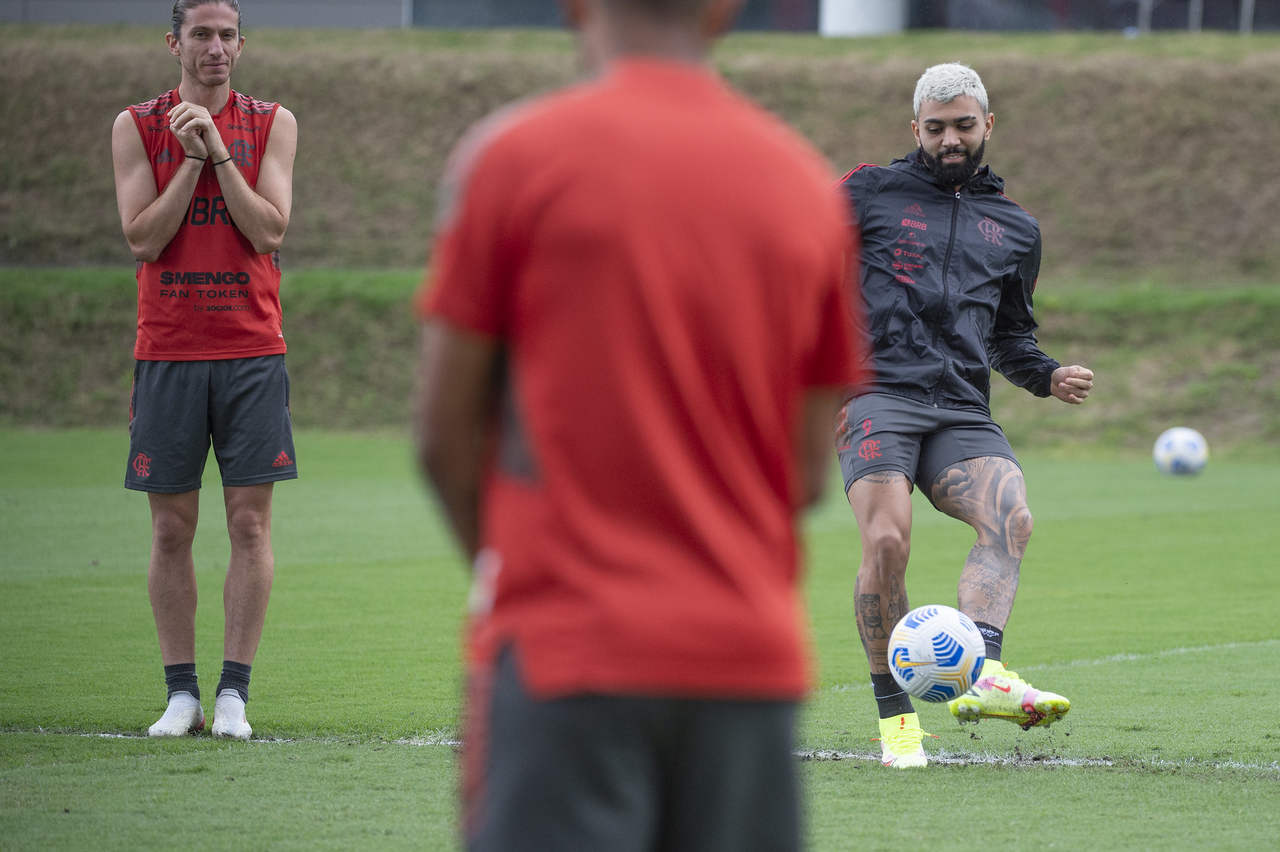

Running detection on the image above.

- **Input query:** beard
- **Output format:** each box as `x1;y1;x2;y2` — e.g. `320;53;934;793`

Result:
919;140;986;186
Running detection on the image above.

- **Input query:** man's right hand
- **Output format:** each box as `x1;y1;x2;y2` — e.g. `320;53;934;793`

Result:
167;101;213;159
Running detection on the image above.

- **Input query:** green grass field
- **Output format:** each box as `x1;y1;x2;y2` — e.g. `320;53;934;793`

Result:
4;19;1279;850
2;429;1277;850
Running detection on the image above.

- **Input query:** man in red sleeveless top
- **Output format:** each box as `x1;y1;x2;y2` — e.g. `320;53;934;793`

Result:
110;0;297;741
415;0;865;847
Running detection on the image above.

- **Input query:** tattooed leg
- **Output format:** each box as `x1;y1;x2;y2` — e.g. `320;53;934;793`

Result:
929;457;1033;628
847;471;913;673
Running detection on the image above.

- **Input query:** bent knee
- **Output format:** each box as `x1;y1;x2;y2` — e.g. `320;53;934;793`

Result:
862;525;911;572
1006;504;1033;556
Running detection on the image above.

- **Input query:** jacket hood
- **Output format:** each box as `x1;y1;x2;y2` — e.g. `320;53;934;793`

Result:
893;149;1005;194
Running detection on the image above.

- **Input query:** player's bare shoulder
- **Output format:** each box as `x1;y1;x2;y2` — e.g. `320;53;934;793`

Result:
111;108;139;142
265;105;298;156
272;104;298;130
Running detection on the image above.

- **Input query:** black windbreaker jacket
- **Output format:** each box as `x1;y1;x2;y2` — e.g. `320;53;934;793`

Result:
841;150;1060;413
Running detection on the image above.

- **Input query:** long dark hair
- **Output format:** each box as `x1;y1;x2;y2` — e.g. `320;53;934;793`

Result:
171;0;242;38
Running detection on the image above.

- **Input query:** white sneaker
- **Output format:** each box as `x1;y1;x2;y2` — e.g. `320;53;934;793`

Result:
211;689;252;740
148;691;204;737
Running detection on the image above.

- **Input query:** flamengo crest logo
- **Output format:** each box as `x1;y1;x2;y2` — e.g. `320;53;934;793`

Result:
978;217;1005;246
226;139;254;168
132;452;152;478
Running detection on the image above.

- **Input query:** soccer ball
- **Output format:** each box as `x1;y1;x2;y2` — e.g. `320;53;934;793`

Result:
888;605;986;702
1153;427;1208;476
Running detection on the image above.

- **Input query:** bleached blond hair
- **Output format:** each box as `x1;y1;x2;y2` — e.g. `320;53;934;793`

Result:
913;63;989;118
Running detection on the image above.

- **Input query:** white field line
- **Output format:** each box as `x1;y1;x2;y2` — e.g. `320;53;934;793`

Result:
821;637;1280;693
72;732;1280;774
1015;637;1280;671
807;637;1280;773
796;749;1280;774
44;638;1280;775
798;749;1117;767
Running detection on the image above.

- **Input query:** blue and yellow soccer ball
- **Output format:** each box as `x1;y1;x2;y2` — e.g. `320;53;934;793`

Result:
888;605;985;702
1153;427;1208;476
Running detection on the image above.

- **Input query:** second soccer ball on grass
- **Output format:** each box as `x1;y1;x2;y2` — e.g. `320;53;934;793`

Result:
1153;426;1208;476
888;605;986;702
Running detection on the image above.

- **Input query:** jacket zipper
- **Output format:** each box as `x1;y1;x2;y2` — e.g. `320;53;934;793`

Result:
930;190;962;406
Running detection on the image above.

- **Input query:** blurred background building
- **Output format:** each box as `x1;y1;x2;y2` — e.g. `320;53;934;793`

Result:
0;0;1271;32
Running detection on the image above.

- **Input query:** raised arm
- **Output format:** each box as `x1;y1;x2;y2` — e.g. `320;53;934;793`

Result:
111;109;203;263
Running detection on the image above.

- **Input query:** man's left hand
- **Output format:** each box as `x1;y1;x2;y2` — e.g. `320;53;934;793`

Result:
1050;365;1093;404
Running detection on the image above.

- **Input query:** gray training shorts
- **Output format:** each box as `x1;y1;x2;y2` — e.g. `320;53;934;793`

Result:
126;355;297;493
836;392;1018;497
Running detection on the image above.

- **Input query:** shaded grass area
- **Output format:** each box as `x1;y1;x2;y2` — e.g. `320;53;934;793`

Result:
2;26;1280;281
3;266;1277;451
2;431;1278;850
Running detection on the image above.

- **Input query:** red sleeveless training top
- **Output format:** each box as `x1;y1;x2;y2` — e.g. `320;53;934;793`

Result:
129;89;285;360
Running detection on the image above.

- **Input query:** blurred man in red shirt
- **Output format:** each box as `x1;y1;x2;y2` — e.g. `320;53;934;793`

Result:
415;1;866;848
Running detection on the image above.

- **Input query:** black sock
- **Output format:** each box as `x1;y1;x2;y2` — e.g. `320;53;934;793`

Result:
973;621;1003;662
871;672;914;719
216;660;252;704
163;663;199;701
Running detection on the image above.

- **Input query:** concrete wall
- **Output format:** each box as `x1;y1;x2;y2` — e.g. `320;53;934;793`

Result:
0;0;822;32
412;0;559;27
410;0;819;30
1;0;1271;31
0;0;408;28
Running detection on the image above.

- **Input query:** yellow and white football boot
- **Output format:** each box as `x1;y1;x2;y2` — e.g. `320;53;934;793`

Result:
948;659;1070;730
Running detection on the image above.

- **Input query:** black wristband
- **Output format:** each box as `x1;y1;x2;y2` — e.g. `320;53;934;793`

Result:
184;153;205;161
211;156;233;167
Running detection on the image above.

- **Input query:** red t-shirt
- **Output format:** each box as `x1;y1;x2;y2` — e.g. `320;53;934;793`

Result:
129;89;286;360
421;59;865;700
